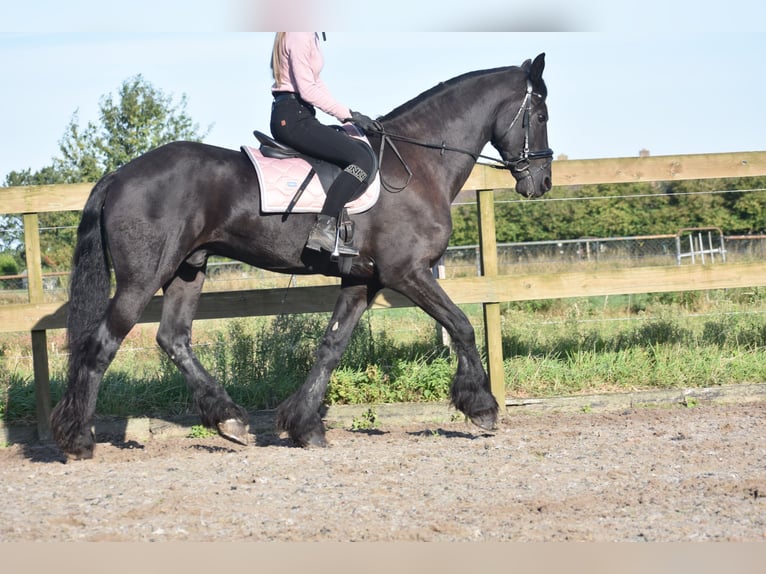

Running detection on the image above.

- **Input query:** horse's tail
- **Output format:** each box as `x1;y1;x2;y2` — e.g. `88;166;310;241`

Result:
66;174;114;351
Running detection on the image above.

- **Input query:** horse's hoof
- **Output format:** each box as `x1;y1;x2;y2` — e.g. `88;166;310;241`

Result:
67;445;95;461
294;427;328;448
217;419;249;445
469;409;498;431
55;428;95;461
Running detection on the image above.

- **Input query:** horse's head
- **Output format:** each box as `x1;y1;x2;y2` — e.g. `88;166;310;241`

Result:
491;53;553;198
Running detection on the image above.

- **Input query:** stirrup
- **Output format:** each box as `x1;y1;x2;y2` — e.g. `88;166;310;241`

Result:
306;214;358;257
331;231;359;258
332;210;358;258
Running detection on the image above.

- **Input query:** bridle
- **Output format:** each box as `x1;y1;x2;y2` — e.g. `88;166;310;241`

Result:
365;79;553;193
501;79;554;185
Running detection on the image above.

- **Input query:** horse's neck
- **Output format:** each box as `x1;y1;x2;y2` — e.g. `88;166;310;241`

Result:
382;107;493;202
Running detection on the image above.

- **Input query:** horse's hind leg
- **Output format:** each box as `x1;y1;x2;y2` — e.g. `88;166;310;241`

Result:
277;280;378;447
52;287;153;459
156;261;249;445
392;268;498;430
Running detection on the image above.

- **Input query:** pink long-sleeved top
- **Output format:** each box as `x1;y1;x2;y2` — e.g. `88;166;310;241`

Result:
272;32;352;122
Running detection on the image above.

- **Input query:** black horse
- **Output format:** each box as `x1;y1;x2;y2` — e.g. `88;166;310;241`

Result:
50;54;553;459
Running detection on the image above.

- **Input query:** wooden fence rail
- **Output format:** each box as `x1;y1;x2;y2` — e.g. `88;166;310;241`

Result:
2;150;766;440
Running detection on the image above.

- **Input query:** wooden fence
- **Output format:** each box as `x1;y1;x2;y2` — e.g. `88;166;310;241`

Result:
2;150;766;440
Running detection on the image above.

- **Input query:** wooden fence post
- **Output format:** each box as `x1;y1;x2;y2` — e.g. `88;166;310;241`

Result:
23;213;52;441
476;190;505;409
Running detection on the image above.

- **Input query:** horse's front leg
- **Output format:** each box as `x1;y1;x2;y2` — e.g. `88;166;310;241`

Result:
392;268;498;430
276;280;379;447
157;262;249;445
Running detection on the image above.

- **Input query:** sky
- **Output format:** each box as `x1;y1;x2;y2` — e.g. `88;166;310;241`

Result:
1;1;765;182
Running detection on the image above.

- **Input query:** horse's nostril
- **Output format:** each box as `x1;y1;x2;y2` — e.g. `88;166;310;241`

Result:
542;176;552;192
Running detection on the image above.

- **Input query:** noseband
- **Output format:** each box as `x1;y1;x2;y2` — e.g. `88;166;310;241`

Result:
366;81;552;192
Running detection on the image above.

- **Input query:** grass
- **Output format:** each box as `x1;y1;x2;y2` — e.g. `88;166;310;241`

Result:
187;425;218;439
501;290;766;397
1;289;765;425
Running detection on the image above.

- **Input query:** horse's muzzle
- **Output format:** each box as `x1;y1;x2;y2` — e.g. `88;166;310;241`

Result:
513;163;552;198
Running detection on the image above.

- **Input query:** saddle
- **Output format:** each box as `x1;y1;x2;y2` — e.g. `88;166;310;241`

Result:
241;124;380;215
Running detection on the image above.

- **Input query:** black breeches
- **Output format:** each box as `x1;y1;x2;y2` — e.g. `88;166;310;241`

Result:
270;97;373;216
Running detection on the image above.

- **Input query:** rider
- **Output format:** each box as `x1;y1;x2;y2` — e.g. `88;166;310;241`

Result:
270;32;377;257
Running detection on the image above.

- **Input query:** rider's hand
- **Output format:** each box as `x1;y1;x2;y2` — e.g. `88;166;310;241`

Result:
346;110;378;133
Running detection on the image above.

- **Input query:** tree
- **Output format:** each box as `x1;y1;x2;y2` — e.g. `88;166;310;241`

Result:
2;75;210;270
62;75;209;180
445;176;766;248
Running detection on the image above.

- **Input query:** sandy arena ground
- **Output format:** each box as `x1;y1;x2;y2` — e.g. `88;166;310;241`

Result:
1;398;764;542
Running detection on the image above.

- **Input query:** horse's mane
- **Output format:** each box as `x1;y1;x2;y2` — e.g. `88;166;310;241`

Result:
379;66;518;123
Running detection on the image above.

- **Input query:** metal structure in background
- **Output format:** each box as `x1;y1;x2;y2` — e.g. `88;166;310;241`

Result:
675;227;726;265
438;232;764;279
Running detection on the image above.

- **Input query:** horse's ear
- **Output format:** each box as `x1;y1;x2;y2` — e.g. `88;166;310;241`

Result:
528;53;546;96
528;53;545;83
520;58;532;73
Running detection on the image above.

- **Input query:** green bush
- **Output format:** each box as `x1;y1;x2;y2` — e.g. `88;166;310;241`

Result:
0;253;19;274
0;253;20;289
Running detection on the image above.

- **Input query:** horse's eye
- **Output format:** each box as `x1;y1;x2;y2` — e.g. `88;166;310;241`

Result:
538;114;547;123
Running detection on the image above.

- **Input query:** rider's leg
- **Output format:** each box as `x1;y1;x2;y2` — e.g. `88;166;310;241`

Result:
305;165;369;255
271;98;373;255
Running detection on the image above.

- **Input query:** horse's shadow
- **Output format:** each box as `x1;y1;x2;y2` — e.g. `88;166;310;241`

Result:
407;428;495;440
348;428;388;437
252;432;296;448
20;442;67;463
19;436;145;464
11;413;494;463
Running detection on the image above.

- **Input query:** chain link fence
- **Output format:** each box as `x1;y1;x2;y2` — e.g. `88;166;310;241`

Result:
439;231;765;278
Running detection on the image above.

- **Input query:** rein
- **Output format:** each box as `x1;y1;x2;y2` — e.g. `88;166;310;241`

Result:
366;80;553;193
367;125;506;193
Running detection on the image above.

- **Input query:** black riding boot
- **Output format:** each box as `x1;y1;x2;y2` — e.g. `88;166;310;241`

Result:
306;214;359;256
